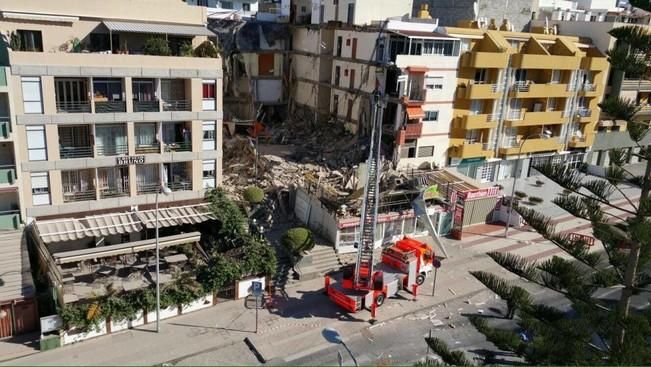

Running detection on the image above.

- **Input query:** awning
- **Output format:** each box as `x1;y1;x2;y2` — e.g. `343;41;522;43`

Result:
136;204;214;229
35;204;213;244
52;232;201;264
103;20;215;37
406;66;428;73
406;106;425;119
2;11;78;23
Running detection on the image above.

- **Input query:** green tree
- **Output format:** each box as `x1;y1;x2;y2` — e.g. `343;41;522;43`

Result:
203;188;248;251
282;227;315;265
193;40;219;58
196;253;241;292
243;186;265;204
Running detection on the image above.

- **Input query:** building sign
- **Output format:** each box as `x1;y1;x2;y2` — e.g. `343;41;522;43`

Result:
116;156;145;165
458;187;500;201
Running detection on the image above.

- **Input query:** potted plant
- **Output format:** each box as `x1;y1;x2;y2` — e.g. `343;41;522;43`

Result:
143;37;170;56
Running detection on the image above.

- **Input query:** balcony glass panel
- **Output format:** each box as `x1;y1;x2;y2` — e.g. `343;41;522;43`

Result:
93;78;125;113
136;164;160;194
164;162;192;192
135;123;160;154
62;169;96;202
162;122;192;152
96;124;127;156
133;79;159;112
98;166;130;199
161;79;190;111
59;125;93;159
56;78;90;113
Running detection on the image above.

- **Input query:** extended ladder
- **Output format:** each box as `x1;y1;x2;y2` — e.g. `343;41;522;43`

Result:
354;94;385;290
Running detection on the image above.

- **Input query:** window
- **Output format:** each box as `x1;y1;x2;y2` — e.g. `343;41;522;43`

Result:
202;80;216;110
221;1;233;9
423;111;439;122
242;2;251;11
301;6;307;13
551;70;562;84
16;30;43;52
347;3;354;25
335;66;341;86
26;125;47;161
203;160;216;188
400;139;417;158
426;83;443;90
203;121;216;151
21;77;43;114
418;145;435;157
333;0;338;5
336;36;342;57
31;172;50;206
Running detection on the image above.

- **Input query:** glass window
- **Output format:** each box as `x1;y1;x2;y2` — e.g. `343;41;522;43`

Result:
21;77;43;114
403;218;415;235
221;1;233;9
339;226;359;245
135;123;157;147
424;111;439;122
203;160;216;188
202;81;216;99
17;30;43;52
31;172;50;206
132;79;156;101
242;3;251;11
26;125;47;161
93;79;123;101
418;145;435;157
202;121;216;151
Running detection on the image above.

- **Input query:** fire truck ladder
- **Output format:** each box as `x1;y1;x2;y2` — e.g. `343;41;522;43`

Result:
354;94;385;290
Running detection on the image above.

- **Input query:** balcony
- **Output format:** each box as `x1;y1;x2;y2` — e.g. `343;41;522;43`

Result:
621;79;651;92
62;169;96;203
461;51;509;69
0;165;16;185
99;188;129;199
568;136;589;148
98;167;129;199
60;146;93;159
95;101;127;113
406;88;425;104
510;82;571;98
56;101;91;113
579;83;599;97
163;141;192;152
134;100;160;112
511;54;580;70
576;108;593;123
504;110;565;127
0;68;6;87
403;123;423;138
96;144;128;157
0;210;20;230
450;142;493;159
581;56;609;71
137;183;160;194
457;83;502;100
135;143;161;154
164;162;192;192
168;180;192;192
458;114;498;130
499;137;562;155
163;122;192;152
63;190;96;203
162;99;191;112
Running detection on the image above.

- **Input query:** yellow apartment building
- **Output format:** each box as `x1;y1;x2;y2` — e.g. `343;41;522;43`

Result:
444;22;608;182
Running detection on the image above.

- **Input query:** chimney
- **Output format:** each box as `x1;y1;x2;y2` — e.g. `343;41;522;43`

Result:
417;3;432;19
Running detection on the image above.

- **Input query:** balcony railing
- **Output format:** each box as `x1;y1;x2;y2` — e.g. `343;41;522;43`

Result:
403;123;423;138
162;99;191;111
582;83;597;92
60;146;93;159
56;101;91;113
168;180;192;192
134;100;160;112
95;101;127;113
137;183;161;194
100;187;129;199
135;143;161;154
408;89;425;102
96;144;128;157
506;109;523;120
0;165;16;185
63;190;96;203
577;108;592;117
511;81;529;92
164;141;192;152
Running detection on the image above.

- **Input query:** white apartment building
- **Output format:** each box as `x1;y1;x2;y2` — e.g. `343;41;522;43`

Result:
537;0;624;21
310;0;414;25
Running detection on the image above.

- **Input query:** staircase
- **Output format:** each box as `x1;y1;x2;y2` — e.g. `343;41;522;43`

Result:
295;244;343;281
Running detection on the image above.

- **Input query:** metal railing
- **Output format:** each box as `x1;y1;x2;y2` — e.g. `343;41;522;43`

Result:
577;108;592;117
487;113;501;122
168;180;192;192
582;83;597;92
63;190;96;203
135;144;161;154
100;187;129;199
506;109;523;120
408;89;425;101
137;183;160;194
162;99;191;111
133;100;160;112
511;81;529;92
95;101;127;113
56;101;91;113
96;144;128;156
164;141;192;152
60;146;93;159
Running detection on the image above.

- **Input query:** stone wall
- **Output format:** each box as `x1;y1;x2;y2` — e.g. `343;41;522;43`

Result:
412;0;538;32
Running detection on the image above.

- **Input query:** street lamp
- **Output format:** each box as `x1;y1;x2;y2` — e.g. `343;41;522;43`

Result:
155;184;172;333
323;327;358;367
504;130;552;238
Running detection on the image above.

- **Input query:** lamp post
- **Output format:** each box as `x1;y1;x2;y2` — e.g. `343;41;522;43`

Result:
323;327;358;367
155;185;172;333
504;130;552;238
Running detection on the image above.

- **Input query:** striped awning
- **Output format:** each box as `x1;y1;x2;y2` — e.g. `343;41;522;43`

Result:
136;204;214;229
35;204;213;244
103;20;215;37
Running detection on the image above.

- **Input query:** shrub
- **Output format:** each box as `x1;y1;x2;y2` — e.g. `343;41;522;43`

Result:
514;191;528;199
529;196;544;204
143;37;171;56
243;186;265;204
193;40;219;58
282;227;314;264
179;42;194;57
9;31;21;51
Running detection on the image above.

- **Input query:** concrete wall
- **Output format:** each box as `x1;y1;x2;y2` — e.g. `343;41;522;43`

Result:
422;0;537;31
532;20;617;53
315;0;412;25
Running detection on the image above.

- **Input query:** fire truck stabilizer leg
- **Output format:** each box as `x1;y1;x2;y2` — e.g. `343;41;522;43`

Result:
371;299;377;323
324;276;330;295
412;284;418;300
